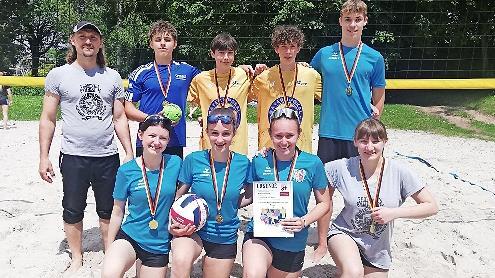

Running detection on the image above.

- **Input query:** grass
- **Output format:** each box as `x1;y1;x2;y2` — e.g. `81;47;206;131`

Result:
8;91;495;141
9;95;45;121
386;89;495;116
380;104;475;138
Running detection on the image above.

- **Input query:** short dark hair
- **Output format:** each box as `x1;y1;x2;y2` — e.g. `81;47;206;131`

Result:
148;20;178;43
271;25;305;48
210;33;238;52
139;114;173;134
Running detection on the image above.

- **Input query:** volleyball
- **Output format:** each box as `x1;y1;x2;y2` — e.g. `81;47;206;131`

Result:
161;102;182;125
170;194;209;230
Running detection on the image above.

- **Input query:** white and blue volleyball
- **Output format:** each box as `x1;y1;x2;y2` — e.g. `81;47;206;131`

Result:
170;194;209;230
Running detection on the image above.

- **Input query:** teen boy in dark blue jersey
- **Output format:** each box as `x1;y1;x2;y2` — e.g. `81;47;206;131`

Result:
125;21;201;158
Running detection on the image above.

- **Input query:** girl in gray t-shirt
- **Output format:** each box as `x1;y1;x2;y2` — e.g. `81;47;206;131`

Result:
325;118;438;275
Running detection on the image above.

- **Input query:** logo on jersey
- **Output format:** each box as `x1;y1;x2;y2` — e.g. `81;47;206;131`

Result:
76;84;106;120
352;197;387;239
330;51;339;60
208;97;242;128
200;167;211;177
267;97;303;124
295;80;308;87
175;74;187;81
293;169;306;182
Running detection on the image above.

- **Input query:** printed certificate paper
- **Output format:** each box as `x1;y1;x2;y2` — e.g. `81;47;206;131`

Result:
253;181;293;237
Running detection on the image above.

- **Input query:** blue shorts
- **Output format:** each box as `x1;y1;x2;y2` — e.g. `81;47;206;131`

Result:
243;232;305;273
0;99;8;105
116;229;169;267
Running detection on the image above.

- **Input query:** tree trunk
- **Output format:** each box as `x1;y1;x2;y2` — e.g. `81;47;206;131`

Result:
31;42;40;77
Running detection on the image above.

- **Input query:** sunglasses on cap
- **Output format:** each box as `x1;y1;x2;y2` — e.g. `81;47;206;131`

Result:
207;114;234;125
269;107;300;123
139;114;172;130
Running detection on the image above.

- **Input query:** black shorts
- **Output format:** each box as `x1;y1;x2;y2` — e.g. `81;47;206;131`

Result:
327;233;386;270
202;239;237;259
136;146;183;159
317;137;358;164
243;232;305;273
116;229;169;267
0;98;8;105
59;153;120;224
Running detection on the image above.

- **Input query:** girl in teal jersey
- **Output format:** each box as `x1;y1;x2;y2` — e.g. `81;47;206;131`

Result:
242;107;330;277
102;115;181;278
170;107;252;278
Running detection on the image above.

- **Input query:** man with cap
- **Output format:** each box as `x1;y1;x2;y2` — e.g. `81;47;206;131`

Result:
39;21;133;274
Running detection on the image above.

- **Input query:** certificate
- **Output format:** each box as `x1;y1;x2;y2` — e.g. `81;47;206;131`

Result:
253;181;293;237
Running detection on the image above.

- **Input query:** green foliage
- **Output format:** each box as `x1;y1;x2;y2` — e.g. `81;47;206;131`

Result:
0;0;493;78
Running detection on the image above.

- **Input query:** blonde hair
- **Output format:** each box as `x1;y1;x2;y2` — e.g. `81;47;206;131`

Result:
341;0;368;17
354;118;388;141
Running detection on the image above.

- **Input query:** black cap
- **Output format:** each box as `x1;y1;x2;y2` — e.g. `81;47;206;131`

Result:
72;21;102;36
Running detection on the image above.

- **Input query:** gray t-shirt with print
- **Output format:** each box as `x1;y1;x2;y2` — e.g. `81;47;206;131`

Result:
45;63;125;157
325;156;424;269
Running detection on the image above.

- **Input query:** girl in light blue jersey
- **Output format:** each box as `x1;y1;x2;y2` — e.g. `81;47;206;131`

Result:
242;107;330;277
170;107;252;278
102;115;181;278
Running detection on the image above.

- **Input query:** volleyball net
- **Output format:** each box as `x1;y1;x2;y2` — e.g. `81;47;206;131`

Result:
0;0;493;85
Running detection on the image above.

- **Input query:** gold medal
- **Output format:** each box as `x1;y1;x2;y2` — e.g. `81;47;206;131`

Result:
209;151;232;226
215;214;224;224
140;157;165;231
214;68;232;108
339;42;363;96
369;221;376;234
149;219;159;230
278;64;298;107
346;86;353;96
359;157;385;235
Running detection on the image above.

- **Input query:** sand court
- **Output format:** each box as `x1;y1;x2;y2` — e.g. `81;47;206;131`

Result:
0;121;494;277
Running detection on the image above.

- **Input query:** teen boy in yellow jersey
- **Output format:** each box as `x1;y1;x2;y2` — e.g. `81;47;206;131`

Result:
188;33;253;155
252;25;321;153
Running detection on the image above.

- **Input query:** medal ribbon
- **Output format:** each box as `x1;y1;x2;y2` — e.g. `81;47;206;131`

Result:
214;68;232;107
272;149;298;181
209;151;233;214
358;157;385;211
154;61;172;99
278;64;298;107
140;156;165;218
338;42;363;88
